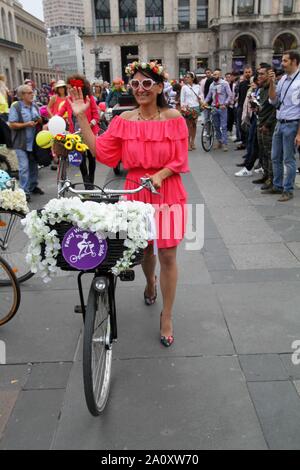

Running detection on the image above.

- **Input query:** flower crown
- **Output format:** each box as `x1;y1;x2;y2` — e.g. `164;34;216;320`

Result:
125;61;167;79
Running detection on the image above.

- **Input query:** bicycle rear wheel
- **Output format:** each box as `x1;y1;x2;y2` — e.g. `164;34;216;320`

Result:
0;209;34;285
0;255;21;326
83;278;113;416
201;121;214;152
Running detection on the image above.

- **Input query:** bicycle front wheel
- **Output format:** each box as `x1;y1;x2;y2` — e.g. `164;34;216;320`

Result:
0;256;21;326
0;209;34;285
83;279;113;416
201;121;214;152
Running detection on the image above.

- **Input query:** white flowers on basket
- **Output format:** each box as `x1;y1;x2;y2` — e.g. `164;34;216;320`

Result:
0;189;29;214
22;197;156;283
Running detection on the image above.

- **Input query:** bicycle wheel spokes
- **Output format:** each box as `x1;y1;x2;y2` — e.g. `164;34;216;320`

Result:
201;122;214;152
0;257;21;326
0;210;33;285
83;283;112;416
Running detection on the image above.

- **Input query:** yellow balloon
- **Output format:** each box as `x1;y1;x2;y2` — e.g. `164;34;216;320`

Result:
36;131;53;149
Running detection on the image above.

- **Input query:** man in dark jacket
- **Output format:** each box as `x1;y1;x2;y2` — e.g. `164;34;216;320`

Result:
256;65;277;191
236;66;252;149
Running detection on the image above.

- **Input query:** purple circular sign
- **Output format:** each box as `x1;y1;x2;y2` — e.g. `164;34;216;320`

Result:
68;151;83;167
62;227;108;270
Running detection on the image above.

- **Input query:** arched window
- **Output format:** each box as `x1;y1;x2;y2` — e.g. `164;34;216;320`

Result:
119;0;137;32
8;12;14;42
1;8;9;40
94;0;111;33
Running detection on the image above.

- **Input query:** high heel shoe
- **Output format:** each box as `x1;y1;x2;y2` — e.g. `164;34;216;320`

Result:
144;276;158;306
160;312;174;348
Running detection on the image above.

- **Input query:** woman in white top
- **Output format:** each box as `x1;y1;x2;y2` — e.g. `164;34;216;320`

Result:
180;72;202;150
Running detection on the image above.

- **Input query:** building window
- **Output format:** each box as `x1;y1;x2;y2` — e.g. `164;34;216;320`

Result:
179;58;190;78
146;0;164;31
283;0;293;14
94;0;111;33
178;0;190;30
197;0;208;28
119;0;137;32
237;0;255;15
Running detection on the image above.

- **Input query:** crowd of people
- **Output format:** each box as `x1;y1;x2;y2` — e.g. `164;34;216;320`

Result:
177;51;300;202
1;49;300;204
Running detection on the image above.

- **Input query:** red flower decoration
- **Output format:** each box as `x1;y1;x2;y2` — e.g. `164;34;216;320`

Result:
69;79;84;89
152;67;159;74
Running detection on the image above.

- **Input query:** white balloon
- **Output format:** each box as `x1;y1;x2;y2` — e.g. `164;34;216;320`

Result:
48;116;66;135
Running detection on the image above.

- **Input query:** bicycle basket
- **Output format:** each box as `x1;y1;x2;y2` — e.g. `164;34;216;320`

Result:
44;221;144;272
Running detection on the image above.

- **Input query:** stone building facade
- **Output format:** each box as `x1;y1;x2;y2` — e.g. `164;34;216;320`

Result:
14;1;54;87
82;0;300;82
0;0;57;90
0;0;23;89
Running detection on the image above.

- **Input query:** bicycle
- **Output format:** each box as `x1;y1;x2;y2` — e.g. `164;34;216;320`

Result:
0;179;34;285
201;106;215;152
0;254;21;326
53;177;159;416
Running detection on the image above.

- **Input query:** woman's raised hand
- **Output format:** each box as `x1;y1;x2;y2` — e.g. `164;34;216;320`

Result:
68;87;90;116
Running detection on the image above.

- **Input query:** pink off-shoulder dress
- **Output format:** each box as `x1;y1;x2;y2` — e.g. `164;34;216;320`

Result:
95;115;190;249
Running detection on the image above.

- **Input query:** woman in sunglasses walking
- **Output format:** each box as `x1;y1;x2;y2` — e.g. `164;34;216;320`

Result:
68;61;189;348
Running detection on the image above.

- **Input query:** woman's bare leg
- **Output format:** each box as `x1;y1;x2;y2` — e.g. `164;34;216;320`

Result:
158;247;178;337
142;244;157;298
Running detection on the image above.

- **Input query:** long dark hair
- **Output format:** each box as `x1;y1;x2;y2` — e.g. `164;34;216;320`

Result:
133;67;168;108
67;74;91;98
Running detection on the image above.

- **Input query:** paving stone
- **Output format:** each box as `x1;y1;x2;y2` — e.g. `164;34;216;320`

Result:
294;381;300;397
239;355;289;382
280;354;300;380
0;389;65;450
210;268;300;285
0;365;31;390
208;206;282;245
247;381;300;450
228;243;300;270
24;363;73;390
52;357;267;450
0;291;82;364
216;282;300;354
286;242;300;262
112;284;235;359
0;390;19;439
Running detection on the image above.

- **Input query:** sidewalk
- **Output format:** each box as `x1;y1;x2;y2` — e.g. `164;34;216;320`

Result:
1;137;300;450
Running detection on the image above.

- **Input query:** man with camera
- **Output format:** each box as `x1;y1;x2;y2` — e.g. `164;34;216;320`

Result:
268;50;300;202
8;84;44;202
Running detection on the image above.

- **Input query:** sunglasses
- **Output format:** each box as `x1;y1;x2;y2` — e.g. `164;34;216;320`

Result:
129;79;157;91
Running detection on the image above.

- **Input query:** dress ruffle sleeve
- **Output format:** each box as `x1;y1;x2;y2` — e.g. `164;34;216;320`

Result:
95;116;122;167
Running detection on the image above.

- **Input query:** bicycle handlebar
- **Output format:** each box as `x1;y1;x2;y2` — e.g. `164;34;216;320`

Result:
60;177;161;199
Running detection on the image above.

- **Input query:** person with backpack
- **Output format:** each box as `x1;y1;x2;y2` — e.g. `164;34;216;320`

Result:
8;84;44;202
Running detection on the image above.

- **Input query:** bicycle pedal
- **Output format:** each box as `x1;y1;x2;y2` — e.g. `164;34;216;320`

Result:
74;305;86;314
119;270;135;282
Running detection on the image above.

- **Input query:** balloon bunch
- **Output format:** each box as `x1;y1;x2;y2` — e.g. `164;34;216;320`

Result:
35;116;67;149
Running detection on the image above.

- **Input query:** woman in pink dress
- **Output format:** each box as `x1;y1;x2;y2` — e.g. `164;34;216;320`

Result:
68;62;189;348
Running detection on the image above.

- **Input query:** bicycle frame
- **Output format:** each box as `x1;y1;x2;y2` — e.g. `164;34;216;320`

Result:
76;270;118;340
